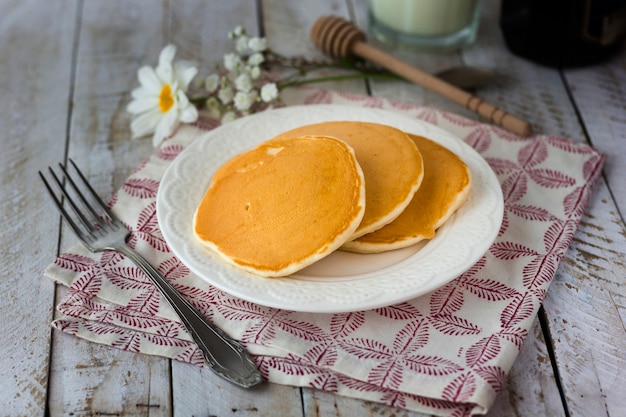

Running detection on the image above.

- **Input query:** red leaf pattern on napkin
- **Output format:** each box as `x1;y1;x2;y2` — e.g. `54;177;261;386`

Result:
122;178;160;199
46;90;605;417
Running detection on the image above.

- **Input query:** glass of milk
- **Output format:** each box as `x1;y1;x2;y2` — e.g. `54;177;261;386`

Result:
368;0;481;51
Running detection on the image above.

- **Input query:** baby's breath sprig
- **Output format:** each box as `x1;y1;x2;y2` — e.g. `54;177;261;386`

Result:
129;25;399;142
190;25;399;124
191;26;280;124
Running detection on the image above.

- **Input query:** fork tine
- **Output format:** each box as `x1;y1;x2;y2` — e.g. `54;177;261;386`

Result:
67;158;119;224
58;162;108;229
46;166;101;235
39;170;93;245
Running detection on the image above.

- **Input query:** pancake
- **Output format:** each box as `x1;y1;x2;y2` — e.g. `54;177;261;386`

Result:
270;121;423;239
342;133;471;253
193;135;366;277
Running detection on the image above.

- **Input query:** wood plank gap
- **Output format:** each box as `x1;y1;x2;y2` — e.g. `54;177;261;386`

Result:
538;305;571;417
299;387;306;417
344;0;372;96
45;1;83;413
63;0;84;165
346;0;359;24
167;359;174;415
255;0;265;38
558;70;625;224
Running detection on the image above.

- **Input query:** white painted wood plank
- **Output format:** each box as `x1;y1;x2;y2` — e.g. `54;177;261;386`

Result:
488;316;566;417
564;54;626;216
165;1;306;414
26;0;623;416
0;0;77;415
462;2;586;140
173;361;303;417
465;3;626;417
263;0;370;95
542;181;626;417
47;2;173;415
48;293;171;416
349;1;566;416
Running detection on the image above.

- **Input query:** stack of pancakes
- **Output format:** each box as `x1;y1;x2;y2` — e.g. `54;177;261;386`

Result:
194;121;471;277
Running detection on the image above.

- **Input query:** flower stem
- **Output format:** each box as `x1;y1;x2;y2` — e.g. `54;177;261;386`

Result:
278;72;402;89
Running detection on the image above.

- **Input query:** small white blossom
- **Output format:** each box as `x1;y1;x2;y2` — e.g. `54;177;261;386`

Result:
234;73;253;92
127;44;198;147
229;26;245;39
260;83;278;103
236;35;250;53
248;65;261;79
248;52;264;66
248;37;267;52
205;96;221;119
234;90;258;111
218;86;234;104
204;74;220;93
221;111;237;124
223;53;241;72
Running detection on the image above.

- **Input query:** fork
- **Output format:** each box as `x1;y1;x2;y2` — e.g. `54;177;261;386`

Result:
40;159;262;388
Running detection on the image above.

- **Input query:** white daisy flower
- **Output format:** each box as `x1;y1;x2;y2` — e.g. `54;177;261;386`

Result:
127;44;198;147
260;83;278;103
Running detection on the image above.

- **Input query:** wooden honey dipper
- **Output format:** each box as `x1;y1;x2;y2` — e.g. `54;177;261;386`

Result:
310;16;532;136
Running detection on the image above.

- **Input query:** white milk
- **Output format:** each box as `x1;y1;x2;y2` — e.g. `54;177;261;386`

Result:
369;0;479;36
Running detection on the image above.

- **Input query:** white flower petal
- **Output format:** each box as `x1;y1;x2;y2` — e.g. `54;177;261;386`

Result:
137;66;162;92
158;45;176;68
153;110;179;146
130;108;161;139
174;60;198;91
127;96;159;114
176;90;190;107
131;86;153;100
156;45;176;84
179;103;198;123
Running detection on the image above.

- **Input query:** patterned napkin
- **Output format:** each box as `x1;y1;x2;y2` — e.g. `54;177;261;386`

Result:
45;88;603;416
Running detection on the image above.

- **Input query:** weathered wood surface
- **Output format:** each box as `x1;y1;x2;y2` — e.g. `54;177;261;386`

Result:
0;1;75;415
1;0;624;416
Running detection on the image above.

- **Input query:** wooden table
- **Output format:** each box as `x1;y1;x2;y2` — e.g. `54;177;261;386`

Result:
2;0;624;415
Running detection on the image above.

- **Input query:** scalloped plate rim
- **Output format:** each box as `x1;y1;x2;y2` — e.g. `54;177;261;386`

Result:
156;105;503;313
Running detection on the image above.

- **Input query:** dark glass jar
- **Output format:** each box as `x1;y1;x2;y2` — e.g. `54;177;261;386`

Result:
500;0;626;67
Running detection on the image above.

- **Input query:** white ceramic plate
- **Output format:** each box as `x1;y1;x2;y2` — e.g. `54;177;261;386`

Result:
157;105;503;313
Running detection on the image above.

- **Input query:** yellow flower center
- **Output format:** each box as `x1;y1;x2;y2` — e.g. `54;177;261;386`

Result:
158;84;175;113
